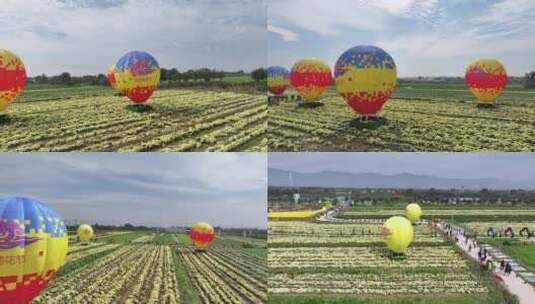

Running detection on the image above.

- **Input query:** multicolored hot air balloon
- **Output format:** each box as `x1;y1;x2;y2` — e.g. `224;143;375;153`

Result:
189;222;215;251
106;64;118;91
115;51;160;104
465;59;507;103
381;216;413;253
290;58;332;102
0;197;68;304
405;203;422;223
267;66;290;96
0;49;26;112
335;45;397;117
77;224;94;243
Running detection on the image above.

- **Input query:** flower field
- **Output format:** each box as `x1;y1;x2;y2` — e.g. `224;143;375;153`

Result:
267;210;322;220
1;88;266;152
268;220;508;303
268;222;443;245
462;222;535;237
30;231;267;304
268;83;535;152
341;209;535;217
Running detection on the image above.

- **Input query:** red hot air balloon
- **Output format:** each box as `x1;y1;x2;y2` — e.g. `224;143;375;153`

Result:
465;59;507;103
290;58;332;102
189;222;215;251
106;65;118;91
0;49;26;112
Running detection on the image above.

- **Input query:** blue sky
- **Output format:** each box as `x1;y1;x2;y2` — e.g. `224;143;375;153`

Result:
0;0;266;76
269;153;535;183
0;153;267;228
268;0;535;77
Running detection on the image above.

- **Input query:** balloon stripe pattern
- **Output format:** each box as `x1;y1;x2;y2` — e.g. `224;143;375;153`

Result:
267;66;290;96
290;58;332;102
189;222;215;251
115;51;160;104
0;197;68;304
465;59;507;103
0;49;26;112
335;46;397;116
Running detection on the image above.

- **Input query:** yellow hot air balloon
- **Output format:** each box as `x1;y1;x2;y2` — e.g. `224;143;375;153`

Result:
189;222;215;251
405;203;422;223
381;216;413;253
77;224;94;243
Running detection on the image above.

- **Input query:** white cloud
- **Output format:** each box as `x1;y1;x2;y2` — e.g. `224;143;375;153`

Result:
268;24;299;41
268;0;440;37
0;0;266;75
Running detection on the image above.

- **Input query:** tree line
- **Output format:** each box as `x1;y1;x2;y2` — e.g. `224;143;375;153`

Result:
269;186;535;207
28;67;267;86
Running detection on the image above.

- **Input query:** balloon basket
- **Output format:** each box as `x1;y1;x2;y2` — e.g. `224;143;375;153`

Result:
476;103;497;109
0;114;12;125
126;104;153;113
297;101;324;108
350;117;386;130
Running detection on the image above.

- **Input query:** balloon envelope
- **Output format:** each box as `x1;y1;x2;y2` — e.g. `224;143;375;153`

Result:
0;49;26;112
106;65;118;91
405;203;422;223
381;216;413;253
465;59;507;103
77;224;94;243
267;66;290;96
335;45;397;116
189;222;215;251
0;197;68;304
115;51;160;104
290;58;332;102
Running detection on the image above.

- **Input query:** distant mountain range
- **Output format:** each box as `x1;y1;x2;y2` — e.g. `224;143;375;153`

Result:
268;168;532;190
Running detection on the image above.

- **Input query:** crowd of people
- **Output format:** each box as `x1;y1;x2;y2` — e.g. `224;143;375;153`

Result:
439;222;517;279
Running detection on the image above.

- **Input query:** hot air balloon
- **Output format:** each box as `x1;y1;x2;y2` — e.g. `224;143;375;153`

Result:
189;222;215;251
0;49;26;112
267;66;290;96
290;58;332;102
115;51;160;104
465;59;507;103
0;197;68;304
77;224;94;243
335;45;397;118
106;64;118;91
381;216;413;253
405;203;422;223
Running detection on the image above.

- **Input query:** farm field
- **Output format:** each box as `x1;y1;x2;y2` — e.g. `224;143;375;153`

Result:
32;231;267;304
267;207;522;304
461;222;535;272
268;82;535;152
339;207;535;222
0;86;266;152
